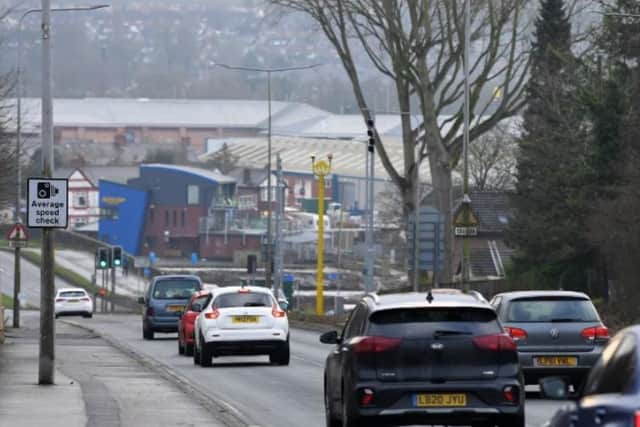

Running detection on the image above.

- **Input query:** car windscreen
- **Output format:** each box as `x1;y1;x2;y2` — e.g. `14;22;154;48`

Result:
506;297;599;322
368;307;502;338
214;292;272;308
152;279;199;300
59;291;87;298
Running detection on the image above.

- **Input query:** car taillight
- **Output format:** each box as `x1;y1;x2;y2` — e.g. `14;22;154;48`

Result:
360;388;375;406
635;411;640;427
352;336;401;353
204;309;220;320
238;288;250;293
581;326;610;341
81;298;91;302
55;298;65;302
146;306;154;316
504;327;528;342
503;386;519;404
272;304;286;318
472;334;517;352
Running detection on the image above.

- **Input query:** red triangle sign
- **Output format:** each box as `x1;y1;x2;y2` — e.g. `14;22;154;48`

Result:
7;223;29;241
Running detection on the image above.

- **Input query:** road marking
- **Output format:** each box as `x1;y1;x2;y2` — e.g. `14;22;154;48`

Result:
291;353;325;368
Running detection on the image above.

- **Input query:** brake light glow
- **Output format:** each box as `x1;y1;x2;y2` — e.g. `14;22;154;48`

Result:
205;308;220;319
472;334;517;352
352;336;401;353
360;388;375;406
504;327;528;342
238;288;250;293
272;304;286;318
635;411;640;427
581;326;610;341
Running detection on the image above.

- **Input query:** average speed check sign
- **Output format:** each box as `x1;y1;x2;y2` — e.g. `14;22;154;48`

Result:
27;178;69;228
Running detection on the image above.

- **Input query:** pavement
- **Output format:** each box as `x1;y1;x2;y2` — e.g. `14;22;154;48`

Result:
0;312;227;427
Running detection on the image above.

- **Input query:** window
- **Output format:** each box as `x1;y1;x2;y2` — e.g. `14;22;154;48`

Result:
189;295;210;312
506;298;599;323
73;191;88;208
173;210;177;227
58;290;88;298
152;279;200;300
188;185;200;205
181;210;186;227
149;209;154;224
164;210;169;226
342;303;368;340
213;292;273;308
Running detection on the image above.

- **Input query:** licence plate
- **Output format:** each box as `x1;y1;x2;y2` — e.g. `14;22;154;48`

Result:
67;299;79;303
166;305;184;313
232;315;259;324
414;393;467;407
535;356;578;367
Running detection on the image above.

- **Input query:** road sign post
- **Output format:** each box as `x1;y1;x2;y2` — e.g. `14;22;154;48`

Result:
27;175;68;385
7;223;28;328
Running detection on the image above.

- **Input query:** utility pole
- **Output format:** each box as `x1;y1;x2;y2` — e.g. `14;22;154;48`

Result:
39;0;55;385
274;154;283;298
462;0;472;289
365;121;375;294
312;154;332;315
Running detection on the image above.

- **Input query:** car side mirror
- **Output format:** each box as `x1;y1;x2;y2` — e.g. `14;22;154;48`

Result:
320;330;341;345
137;296;145;305
278;300;289;311
540;377;572;400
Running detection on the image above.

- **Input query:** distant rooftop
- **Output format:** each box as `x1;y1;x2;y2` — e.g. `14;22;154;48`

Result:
140;164;236;184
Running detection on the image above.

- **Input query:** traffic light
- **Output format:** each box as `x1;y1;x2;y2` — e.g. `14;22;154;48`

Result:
112;246;123;268
97;247;109;269
367;119;375;153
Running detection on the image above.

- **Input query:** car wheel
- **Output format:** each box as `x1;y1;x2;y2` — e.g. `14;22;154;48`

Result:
178;336;185;355
193;336;200;365
83;313;92;319
342;388;364;427
325;380;340;427
269;341;290;366
199;336;212;367
496;414;525;427
143;324;154;340
185;343;194;356
55;314;59;319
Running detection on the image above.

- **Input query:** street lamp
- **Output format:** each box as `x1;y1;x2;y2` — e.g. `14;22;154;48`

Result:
212;62;324;287
311;153;332;316
11;4;109;332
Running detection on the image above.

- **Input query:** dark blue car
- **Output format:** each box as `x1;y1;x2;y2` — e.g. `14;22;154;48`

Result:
541;325;640;427
139;275;202;340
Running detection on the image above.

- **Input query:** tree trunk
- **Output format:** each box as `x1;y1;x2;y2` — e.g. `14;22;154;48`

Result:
429;156;454;283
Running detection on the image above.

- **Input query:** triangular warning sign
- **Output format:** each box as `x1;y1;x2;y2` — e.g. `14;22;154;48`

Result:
7;223;29;241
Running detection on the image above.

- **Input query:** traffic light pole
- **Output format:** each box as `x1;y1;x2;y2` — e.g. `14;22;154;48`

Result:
110;267;115;313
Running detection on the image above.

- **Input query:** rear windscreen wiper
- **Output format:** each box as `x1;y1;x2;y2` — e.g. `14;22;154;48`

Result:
550;318;583;322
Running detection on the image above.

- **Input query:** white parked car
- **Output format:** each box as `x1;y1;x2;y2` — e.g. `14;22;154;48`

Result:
55;288;93;319
193;286;289;367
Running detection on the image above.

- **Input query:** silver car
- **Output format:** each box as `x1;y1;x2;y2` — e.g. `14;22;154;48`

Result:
490;291;609;387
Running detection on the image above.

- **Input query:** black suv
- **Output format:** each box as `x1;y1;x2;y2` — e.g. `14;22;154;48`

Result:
320;292;524;427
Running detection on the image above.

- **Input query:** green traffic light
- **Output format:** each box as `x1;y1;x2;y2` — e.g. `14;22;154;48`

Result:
114;260;121;266
100;261;107;268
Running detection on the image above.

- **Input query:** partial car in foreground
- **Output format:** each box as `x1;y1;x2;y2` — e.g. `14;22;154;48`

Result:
55;288;93;318
541;325;640;427
139;275;203;340
193;286;289;367
321;292;524;427
491;291;609;388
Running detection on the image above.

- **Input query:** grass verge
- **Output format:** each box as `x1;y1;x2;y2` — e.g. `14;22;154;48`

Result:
1;293;13;308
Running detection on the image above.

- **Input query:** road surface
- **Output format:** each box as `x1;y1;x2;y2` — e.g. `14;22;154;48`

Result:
70;314;569;427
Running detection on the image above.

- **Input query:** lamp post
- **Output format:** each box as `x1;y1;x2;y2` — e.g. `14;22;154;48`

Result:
37;0;109;385
312;154;332;316
12;4;109;331
461;0;472;289
213;62;323;287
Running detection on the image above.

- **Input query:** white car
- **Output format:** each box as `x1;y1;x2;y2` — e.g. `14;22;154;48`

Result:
193;286;289;367
55;288;93;319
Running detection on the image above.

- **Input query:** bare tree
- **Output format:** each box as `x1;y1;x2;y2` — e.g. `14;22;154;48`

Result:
0;74;16;209
456;123;517;191
271;0;530;281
